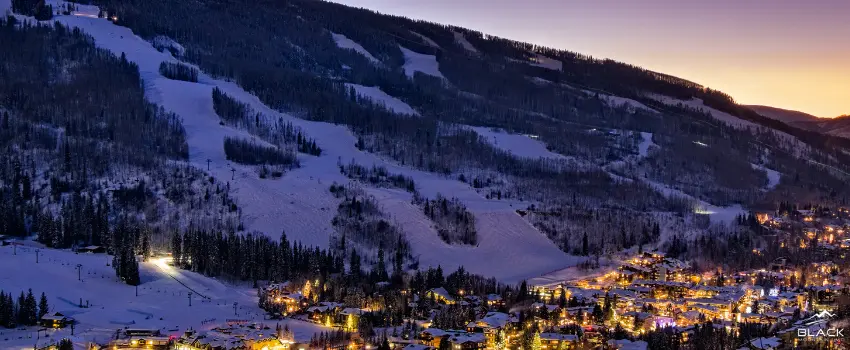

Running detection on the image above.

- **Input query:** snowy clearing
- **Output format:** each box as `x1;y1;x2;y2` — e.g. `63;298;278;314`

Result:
410;31;440;48
530;54;563;71
330;32;381;65
645;180;744;225
367;188;579;284
345;83;418;116
466;126;566;160
452;31;478;53
0;244;330;349
638;132;655;157
33;8;573;281
399;46;445;80
751;163;781;190
646;94;758;130
584;90;657;114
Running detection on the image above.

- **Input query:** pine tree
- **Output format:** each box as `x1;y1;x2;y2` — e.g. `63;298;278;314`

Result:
58;339;73;350
38;292;49;319
25;289;37;325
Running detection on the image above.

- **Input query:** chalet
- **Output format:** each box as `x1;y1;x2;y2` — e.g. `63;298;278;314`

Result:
745;337;782;350
401;345;435;350
40;312;73;328
425;287;456;304
539;333;578;349
485;294;504;308
306;302;343;323
465;312;514;334
446;332;486;350
607;339;649;350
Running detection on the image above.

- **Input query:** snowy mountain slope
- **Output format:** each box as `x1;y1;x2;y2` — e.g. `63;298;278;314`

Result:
751;163;781;190
638;132;656;157
453;31;478;53
366;187;577;283
466;126;567;160
582;90;657;114
399;46;445;79
345;83;419;116
410;31;440;48
39;8;575;280
0;244;330;349
530;54;563;71
331;32;381;65
647;94;759;130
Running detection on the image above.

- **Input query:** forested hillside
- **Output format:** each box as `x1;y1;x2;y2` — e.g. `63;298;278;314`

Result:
81;0;848;256
6;0;849;278
0;16;241;283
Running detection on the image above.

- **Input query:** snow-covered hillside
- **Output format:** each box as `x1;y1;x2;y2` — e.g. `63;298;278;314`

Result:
410;31;440;48
0;244;329;349
466;126;566;160
331;32;381;65
453;31;478;53
367;188;580;283
345;83;419;116
33;6;574;282
399;46;445;79
647;94;758;129
530;54;563;71
583;90;657;114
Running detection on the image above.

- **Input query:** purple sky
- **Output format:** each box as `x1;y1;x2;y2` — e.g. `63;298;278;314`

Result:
329;0;849;117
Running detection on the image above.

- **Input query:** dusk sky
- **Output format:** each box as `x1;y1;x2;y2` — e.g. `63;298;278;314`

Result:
330;0;849;117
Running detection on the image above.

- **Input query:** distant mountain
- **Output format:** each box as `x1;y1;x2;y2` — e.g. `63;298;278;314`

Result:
748;105;850;139
747;105;820;123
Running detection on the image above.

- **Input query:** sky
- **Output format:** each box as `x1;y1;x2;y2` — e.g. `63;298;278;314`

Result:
329;0;849;118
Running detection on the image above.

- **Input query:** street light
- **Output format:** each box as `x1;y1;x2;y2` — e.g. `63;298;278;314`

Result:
76;264;82;281
35;248;40;263
188;292;193;307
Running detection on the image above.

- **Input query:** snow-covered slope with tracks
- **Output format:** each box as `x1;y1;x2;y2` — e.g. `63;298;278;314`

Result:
467;126;566;160
36;7;573;281
331;32;381;65
400;46;444;79
345;83;419;116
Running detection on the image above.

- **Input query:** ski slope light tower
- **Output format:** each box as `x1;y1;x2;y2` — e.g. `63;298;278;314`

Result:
76;264;82;281
35;248;40;263
188;292;193;307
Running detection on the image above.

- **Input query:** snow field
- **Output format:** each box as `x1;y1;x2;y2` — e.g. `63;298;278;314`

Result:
410;31;440;48
345;83;419;116
366;188;577;284
465;126;567;160
452;31;478;53
399;46;445;79
331;32;381;65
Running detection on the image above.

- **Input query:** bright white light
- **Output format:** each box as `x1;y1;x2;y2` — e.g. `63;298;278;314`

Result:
153;257;174;271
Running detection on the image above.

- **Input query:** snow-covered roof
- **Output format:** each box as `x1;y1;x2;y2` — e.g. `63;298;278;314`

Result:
427;287;455;302
448;332;486;344
607;339;648;350
748;337;781;349
539;333;578;342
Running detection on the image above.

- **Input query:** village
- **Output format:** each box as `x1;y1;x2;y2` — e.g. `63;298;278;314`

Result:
5;206;850;350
